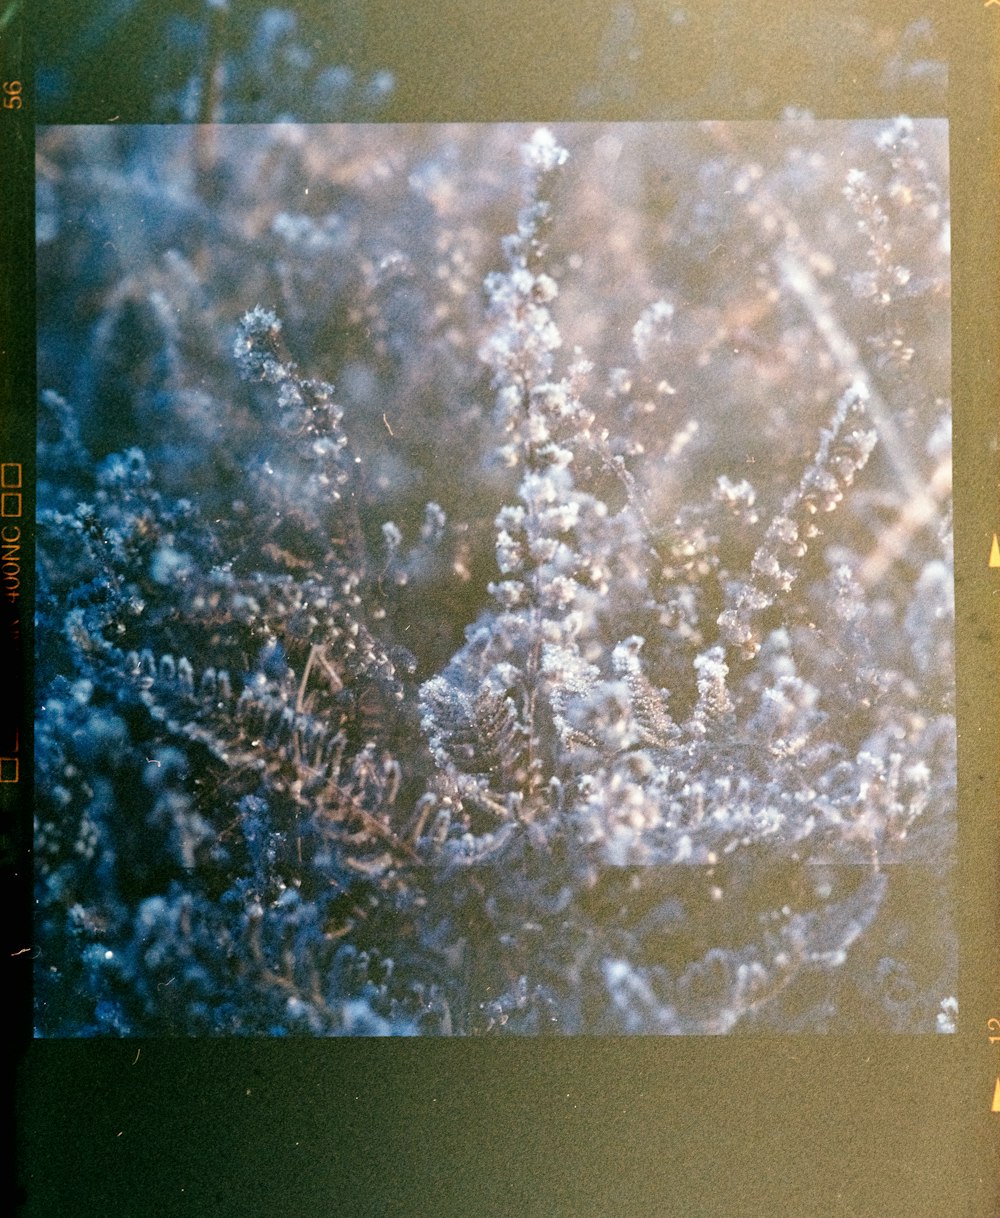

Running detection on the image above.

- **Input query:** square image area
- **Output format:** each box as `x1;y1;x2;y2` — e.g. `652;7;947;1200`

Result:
34;121;954;1035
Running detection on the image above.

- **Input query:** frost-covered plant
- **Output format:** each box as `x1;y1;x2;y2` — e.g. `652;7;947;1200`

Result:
36;1;393;123
35;120;954;1035
157;4;395;123
413;126;953;1032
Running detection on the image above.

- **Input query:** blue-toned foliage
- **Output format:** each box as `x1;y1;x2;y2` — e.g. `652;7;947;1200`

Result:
36;121;955;1034
37;2;394;123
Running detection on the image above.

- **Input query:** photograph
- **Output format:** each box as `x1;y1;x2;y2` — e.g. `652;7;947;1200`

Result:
34;119;954;1036
11;2;1000;1215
